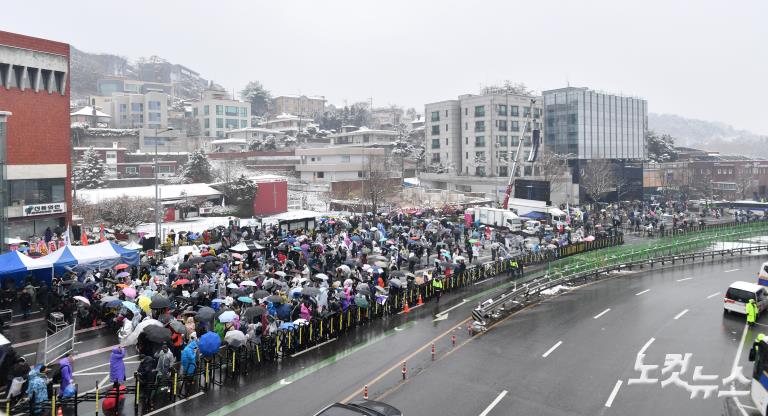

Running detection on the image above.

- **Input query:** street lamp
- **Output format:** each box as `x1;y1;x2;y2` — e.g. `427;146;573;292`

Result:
153;127;174;250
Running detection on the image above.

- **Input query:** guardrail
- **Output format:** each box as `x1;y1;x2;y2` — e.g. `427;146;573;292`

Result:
475;243;768;325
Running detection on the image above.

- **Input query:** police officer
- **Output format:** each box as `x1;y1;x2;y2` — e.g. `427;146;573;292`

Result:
747;299;758;327
432;276;444;303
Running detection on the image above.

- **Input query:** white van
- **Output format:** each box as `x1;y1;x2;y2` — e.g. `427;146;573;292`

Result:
724;281;768;315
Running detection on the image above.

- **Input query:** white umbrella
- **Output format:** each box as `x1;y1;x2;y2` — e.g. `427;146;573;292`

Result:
315;273;329;281
240;280;257;287
227;283;239;289
73;296;90;306
121;319;164;347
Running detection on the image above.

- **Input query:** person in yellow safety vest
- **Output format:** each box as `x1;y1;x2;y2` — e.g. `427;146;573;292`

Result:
751;333;766;378
747;298;758;327
432;276;444;303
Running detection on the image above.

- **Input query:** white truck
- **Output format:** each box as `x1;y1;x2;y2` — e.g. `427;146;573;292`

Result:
472;207;522;231
506;198;567;223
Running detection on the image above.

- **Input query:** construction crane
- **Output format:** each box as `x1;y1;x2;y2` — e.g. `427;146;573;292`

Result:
501;98;541;209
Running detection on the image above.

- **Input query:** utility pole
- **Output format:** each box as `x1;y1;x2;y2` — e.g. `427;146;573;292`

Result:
154;127;174;250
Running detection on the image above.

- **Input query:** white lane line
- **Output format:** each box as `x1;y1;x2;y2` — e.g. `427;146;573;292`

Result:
673;309;689;320
542;341;563;358
707;292;721;299
290;338;336;358
435;299;469;318
725;269;740;273
396;303;425;315
143;391;204;416
9;317;45;327
74;354;139;375
639;337;655;355
730;323;751;416
604;380;623;407
635;289;650;296
676;277;693;282
594;308;611;319
474;278;493;286
478;390;508;416
11;324;106;348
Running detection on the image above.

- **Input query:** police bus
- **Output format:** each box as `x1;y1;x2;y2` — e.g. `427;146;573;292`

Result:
751;337;768;414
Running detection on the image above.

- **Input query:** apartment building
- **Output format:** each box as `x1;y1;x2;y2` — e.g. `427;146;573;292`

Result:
327;127;400;146
193;88;250;138
110;91;169;130
296;146;388;183
272;95;325;117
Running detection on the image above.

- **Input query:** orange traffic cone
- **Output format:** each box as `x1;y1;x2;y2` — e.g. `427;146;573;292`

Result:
57;406;63;416
403;299;410;314
417;293;423;305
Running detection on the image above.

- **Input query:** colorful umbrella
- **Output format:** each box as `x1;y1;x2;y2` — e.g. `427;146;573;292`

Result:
73;295;90;306
114;264;129;270
218;310;237;323
237;296;253;304
116;272;130;278
137;296;151;313
122;287;137;298
122;301;139;314
173;279;191;286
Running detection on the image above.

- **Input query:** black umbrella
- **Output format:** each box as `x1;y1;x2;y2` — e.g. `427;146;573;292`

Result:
242;306;266;321
390;270;406;278
178;262;193;270
254;290;269;299
196;286;215;295
355;283;371;295
68;281;85;291
188;256;207;264
302;287;320;297
143;325;172;344
266;295;283;303
150;296;171;309
197;306;215;321
169;320;187;335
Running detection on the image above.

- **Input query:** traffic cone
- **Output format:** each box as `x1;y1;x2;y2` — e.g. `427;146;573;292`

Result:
363;385;369;400
403;300;410;314
417;293;423;305
57;406;63;416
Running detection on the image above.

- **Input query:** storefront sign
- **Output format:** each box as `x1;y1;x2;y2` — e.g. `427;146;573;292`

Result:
23;202;66;217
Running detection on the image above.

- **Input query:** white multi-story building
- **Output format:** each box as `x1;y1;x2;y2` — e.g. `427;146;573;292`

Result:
327;127;400;146
225;127;286;142
193;88;250;138
110;91;169;130
425;93;543;178
296;146;387;183
258;113;314;134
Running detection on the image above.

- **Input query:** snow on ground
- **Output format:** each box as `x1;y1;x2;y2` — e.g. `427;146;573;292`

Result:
541;285;569;296
78;183;221;203
136;216;234;237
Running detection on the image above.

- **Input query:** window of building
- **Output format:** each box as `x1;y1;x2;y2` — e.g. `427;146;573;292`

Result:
216;118;224;128
510;136;519;146
125;166;138;175
431;125;440;135
567;113;577;125
216;105;223;115
523;107;531;117
431;139;441;149
431;153;441;163
131;103;143;112
534;108;541;118
475;151;485;160
225;119;239;129
316;172;325;179
204;119;210;128
465;122;468;130
497;104;507;116
148;112;161;122
158;166;173;173
510;106;519;117
511;121;520;132
475;166;486;177
130;114;143;125
445;124;448;131
340;155;351;163
8;179;65;205
193;107;198;117
497;136;508;146
362;135;370;143
475;121;485;132
240;120;248;128
216;131;224;138
106;151;117;163
120;104;128;113
474;106;485;117
524;165;533;176
240;107;248;118
465;137;468;145
225;106;239;116
204;105;210;116
445;110;448;117
498;120;507;131
358;171;364;178
431;111;440;122
464;108;468;116
148;101;161;111
499;166;508;177
475;136;485;147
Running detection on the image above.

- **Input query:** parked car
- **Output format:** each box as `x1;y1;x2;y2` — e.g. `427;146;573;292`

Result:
724;281;768;315
313;400;403;416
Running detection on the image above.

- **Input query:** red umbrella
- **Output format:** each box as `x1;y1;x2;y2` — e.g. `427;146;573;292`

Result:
173;278;191;286
114;264;129;270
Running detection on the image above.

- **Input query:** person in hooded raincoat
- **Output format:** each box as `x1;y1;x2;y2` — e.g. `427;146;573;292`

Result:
58;353;74;396
109;347;126;383
26;366;48;415
747;298;758;327
181;340;198;376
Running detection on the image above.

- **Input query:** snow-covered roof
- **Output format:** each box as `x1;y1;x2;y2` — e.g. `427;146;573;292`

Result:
264;209;321;222
211;138;247;145
328;127;399;138
276;113;299;120
226;127;284;135
77;183;221;203
71;106;111;118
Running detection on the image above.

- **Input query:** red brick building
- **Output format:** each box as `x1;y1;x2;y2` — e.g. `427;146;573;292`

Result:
0;31;71;244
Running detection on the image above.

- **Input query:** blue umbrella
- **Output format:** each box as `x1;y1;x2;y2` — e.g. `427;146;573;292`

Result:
286;237;297;243
237;296;253;304
198;332;221;356
279;322;295;330
218;310;237;323
350;236;362;242
122;301;139;314
211;298;226;304
105;299;123;308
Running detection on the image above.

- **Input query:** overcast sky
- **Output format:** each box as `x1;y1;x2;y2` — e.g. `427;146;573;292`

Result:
5;0;767;133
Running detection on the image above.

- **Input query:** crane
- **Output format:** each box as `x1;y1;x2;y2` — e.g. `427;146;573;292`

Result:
501;98;541;209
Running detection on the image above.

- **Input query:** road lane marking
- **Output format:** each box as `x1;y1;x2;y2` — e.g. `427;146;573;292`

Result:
639;337;655;355
707;292;721;299
605;380;623;407
435;299;469;318
673;309;689;320
542;341;563;358
143;391;204;416
290;338;336;358
11;324;106;348
9;317;44;327
474;278;493;285
725;269;740;273
594;308;611;319
479;390;508;416
635;289;650;296
12;310;41;318
397;303;424;315
729;323;751;416
676;277;693;282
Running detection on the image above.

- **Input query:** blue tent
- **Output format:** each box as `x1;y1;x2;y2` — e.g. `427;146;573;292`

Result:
0;251;56;285
521;211;547;220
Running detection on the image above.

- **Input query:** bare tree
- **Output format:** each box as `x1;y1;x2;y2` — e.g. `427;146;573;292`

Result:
734;165;758;199
579;160;617;202
362;154;392;213
536;149;569;195
97;196;155;231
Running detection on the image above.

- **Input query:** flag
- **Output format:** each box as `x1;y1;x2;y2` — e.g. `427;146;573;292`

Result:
81;230;89;246
99;224;106;242
63;224;72;246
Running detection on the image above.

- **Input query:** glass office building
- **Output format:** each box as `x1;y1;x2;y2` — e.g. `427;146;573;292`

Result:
543;87;647;160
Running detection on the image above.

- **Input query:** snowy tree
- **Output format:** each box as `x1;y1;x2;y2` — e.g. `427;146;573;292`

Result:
181;149;214;183
646;131;679;162
98;196;154;231
580;160;625;202
481;81;536;97
73;147;106;189
240;81;271;116
221;174;258;216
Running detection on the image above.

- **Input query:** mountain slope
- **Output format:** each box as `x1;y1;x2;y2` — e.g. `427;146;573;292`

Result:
648;113;768;158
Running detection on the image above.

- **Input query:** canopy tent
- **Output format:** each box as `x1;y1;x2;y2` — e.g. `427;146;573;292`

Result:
123;241;143;251
521;211;547;220
0;241;140;283
229;241;265;252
